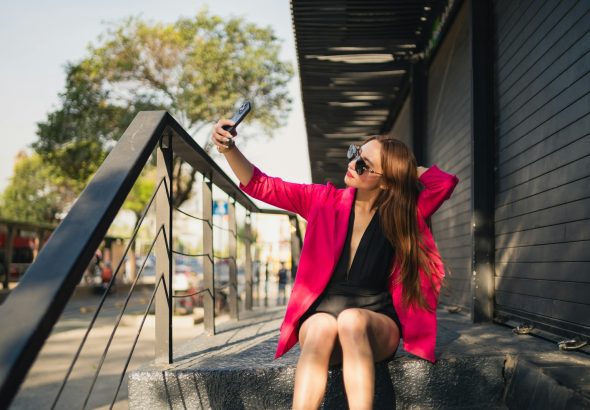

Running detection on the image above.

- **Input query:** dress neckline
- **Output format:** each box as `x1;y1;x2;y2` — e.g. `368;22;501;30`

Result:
346;200;379;279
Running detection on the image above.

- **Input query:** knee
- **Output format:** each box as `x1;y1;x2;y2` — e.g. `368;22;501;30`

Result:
337;308;369;343
302;316;338;351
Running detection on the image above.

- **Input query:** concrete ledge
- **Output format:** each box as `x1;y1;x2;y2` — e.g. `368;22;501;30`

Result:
128;307;590;409
129;356;508;409
504;358;590;409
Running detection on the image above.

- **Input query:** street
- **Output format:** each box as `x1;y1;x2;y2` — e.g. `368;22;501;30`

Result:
9;287;222;409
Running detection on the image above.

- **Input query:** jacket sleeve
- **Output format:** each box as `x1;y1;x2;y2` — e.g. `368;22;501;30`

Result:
239;166;328;220
417;165;460;220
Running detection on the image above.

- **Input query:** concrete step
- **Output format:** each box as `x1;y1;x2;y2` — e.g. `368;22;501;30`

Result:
129;356;508;409
128;307;590;409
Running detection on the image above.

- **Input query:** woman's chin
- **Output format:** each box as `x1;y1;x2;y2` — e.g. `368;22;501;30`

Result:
343;174;355;187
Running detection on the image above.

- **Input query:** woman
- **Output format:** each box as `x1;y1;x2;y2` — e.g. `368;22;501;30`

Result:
211;119;459;410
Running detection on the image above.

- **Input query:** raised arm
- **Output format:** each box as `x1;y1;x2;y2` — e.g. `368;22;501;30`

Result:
211;119;327;219
212;118;255;186
416;165;459;219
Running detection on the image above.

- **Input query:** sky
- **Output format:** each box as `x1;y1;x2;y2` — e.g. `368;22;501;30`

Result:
0;0;311;193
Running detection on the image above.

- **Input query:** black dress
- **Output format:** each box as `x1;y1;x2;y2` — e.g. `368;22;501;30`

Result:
299;196;402;335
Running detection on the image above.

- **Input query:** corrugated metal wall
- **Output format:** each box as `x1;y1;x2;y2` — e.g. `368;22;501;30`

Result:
389;96;412;148
493;0;590;337
425;1;472;309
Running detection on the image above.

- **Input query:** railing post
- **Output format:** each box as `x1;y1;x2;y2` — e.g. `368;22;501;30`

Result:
244;212;253;311
155;134;173;364
202;175;216;335
228;198;239;319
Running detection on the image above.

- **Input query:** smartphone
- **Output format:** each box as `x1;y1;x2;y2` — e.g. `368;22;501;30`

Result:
222;101;252;133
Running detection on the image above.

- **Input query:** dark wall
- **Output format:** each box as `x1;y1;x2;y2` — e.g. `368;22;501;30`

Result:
425;1;472;308
389;96;412;148
493;0;590;337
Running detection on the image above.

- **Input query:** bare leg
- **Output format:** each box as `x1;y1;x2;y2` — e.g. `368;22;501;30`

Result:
292;313;339;410
337;308;400;410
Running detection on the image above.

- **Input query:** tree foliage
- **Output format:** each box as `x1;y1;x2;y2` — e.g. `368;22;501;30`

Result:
33;10;293;208
34;63;161;190
123;166;157;222
0;149;158;229
0;152;71;224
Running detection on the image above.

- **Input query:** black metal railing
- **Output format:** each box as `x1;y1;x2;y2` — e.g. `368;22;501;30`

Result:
0;111;303;408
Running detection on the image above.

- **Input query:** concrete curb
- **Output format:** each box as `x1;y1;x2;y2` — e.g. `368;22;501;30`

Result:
504;357;590;409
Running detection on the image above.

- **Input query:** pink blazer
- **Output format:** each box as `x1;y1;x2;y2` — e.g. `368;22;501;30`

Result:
240;165;459;363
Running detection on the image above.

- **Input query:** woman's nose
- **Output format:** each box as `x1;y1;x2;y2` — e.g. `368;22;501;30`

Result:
349;155;359;165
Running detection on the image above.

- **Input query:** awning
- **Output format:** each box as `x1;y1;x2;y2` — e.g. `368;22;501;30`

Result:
291;0;450;184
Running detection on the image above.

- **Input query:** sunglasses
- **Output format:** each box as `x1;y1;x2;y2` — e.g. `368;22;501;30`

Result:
347;144;383;176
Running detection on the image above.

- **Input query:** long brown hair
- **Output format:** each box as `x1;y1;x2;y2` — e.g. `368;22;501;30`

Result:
365;136;436;310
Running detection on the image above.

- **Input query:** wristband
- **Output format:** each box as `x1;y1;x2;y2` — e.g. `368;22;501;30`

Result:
217;140;234;153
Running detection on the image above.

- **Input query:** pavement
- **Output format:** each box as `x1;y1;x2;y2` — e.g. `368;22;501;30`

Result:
7;280;284;410
8;286;231;410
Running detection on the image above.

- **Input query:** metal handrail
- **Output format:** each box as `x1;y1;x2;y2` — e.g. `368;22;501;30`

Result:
0;111;300;408
50;179;168;409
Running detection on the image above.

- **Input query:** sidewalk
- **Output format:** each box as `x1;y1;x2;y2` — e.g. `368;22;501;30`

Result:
9;289;222;410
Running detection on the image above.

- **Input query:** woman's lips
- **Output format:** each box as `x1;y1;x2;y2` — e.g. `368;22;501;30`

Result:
346;170;353;178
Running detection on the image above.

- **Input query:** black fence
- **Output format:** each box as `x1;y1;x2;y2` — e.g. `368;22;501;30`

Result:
0;111;302;408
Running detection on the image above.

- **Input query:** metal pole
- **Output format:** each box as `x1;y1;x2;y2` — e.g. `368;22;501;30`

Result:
244;212;253;311
470;0;495;322
202;176;215;335
155;133;173;363
410;59;427;166
228;198;238;319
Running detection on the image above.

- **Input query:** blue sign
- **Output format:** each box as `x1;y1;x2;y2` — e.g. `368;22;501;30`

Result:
213;200;228;215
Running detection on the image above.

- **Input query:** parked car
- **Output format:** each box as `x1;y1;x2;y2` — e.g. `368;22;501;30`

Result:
136;255;156;285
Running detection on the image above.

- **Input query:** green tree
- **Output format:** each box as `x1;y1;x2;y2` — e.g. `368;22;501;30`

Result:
123;166;158;224
118;166;158;279
34;63;160;192
34;10;293;208
0;152;73;224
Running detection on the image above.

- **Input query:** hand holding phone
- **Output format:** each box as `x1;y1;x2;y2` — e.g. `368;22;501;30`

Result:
222;101;251;134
